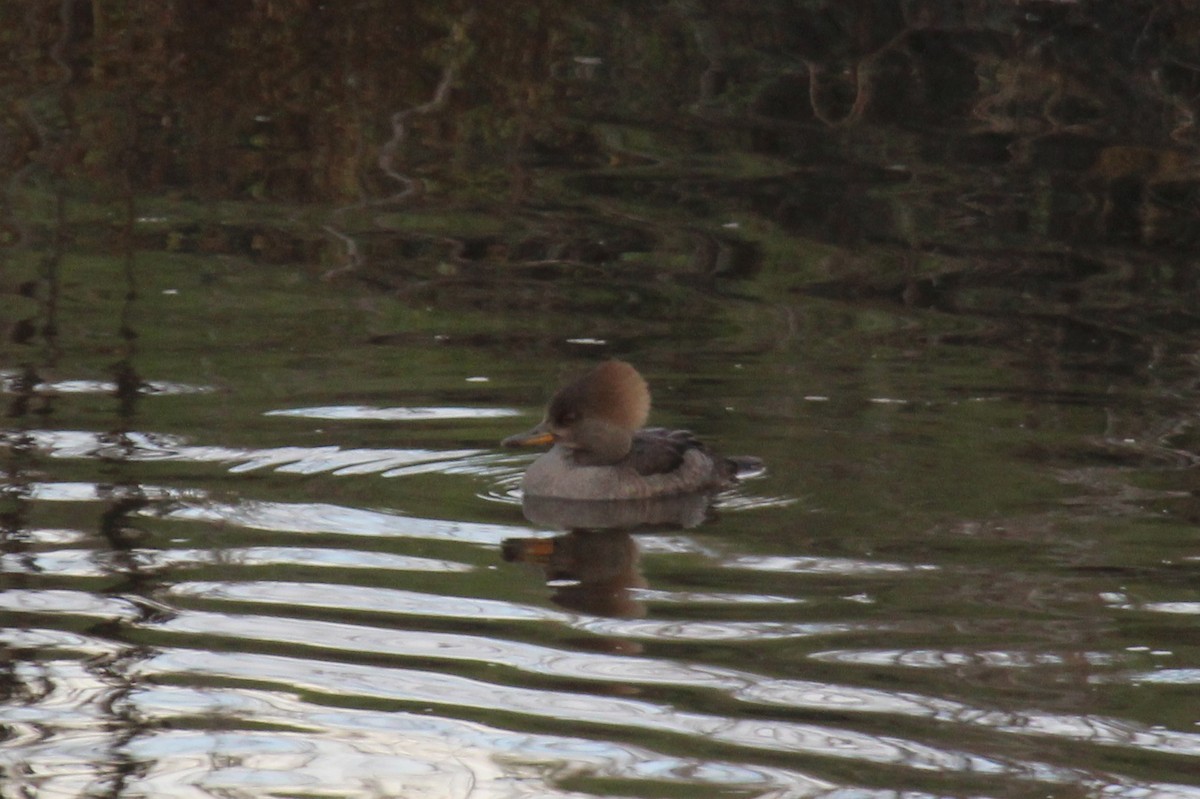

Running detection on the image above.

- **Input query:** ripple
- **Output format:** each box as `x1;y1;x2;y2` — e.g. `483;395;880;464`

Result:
1138;602;1200;615
4;658;131;724
710;719;1007;774
1102;595;1200;616
123;684;1200;799
22;483;530;546
631;588;804;605
0;589;141;620
637;535;721;556
168;606;1188;762
725;555;938;575
228;445;486;476
10;608;1200;795
16;527;87;545
3;548;117;577
713;494;797;511
577;618;869;641
169;581;568;623
265;405;520;421
130;729;498;796
161;610;743;690
379;452;514;478
0;372;214;395
976;711;1200;757
735;677;962;718
1128;669;1200;684
476;477;525;506
213;546;473;572
8;546;476;575
25;480;202;503
9;429;512;478
811;649;1119;669
133;648;1074;779
0;627;116;656
737;660;1200;760
166;499;527;544
2;727;127;798
126;685;837;798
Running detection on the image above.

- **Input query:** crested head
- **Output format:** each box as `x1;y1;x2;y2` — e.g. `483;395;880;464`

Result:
547;360;651;432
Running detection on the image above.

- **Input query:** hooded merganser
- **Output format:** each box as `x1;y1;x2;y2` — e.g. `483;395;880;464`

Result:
502;360;760;501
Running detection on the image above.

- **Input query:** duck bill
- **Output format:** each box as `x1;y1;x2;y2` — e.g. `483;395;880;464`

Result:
501;425;555;448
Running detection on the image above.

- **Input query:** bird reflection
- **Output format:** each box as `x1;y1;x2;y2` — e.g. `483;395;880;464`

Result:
502;492;712;619
504;529;645;617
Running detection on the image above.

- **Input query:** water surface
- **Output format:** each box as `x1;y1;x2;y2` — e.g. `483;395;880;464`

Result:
3;3;1200;798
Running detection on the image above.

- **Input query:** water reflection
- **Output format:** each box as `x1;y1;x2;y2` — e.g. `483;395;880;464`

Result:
7;428;513;478
504;530;647;618
116;684;842;799
502;493;714;618
8;421;1200;795
518;493;713;532
6;2;1200;797
726;554;937;575
131;649;1055;776
0;374;215;396
265;405;519;421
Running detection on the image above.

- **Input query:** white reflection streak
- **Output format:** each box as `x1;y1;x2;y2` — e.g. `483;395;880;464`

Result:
18;481;534;545
725;554;938;575
0;589;142;620
1127;669;1200;684
11;546;473;575
228;446;484;475
219;546;472;572
3;646;832;798
0;373;213;395
125;683;1200;799
165;580;848;643
162;610;742;690
577;617;856;642
127;685;837;799
166;499;527;545
162;582;1200;762
1137;602;1200;615
5;429;512;479
13;651;1197;799
809;649;1116;669
980;711;1200;757
15;579;1200;770
170;581;569;624
133;649;1074;781
740;673;1200;759
265;405;520;421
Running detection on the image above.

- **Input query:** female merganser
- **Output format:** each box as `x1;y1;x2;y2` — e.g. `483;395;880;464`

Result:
502;360;760;500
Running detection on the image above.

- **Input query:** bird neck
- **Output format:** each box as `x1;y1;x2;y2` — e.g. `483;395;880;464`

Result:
568;418;633;465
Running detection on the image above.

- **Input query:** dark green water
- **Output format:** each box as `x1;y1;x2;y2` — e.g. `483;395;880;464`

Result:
4;3;1200;798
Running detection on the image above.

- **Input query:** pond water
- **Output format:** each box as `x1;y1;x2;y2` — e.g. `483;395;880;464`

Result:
4;4;1200;798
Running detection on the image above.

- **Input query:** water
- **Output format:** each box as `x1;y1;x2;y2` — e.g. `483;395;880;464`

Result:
4;3;1200;798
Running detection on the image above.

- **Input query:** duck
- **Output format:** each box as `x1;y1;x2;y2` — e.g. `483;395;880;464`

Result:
502;360;761;501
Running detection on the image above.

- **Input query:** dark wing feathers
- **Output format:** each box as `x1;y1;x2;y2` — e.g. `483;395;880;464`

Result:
628;427;728;478
627;428;687;476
